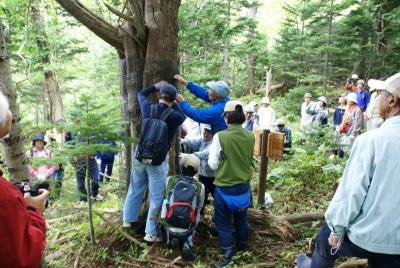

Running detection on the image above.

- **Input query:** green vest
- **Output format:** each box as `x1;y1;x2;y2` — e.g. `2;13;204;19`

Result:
214;124;255;186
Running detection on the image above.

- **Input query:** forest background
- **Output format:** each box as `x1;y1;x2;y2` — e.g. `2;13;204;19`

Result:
1;0;400;267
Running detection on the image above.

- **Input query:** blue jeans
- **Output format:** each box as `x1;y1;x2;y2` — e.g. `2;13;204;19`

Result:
75;158;99;201
123;158;168;235
312;223;400;268
98;156;115;183
214;184;250;250
53;167;64;183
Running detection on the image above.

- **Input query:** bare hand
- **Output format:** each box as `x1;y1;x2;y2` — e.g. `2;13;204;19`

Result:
24;189;49;212
175;93;184;103
328;233;340;248
174;74;188;86
154;80;168;90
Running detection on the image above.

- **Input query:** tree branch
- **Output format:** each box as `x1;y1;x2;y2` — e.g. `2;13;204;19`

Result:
55;0;124;53
103;2;134;23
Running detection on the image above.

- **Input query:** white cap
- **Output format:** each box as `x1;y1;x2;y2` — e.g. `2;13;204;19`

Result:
249;100;257;107
181;154;200;172
261;96;270;104
276;118;285;126
368;73;400;98
351;74;359;79
346;92;358;104
367;79;386;92
244;104;254;113
0;91;9;128
203;124;212;131
357;79;365;85
224;100;243;112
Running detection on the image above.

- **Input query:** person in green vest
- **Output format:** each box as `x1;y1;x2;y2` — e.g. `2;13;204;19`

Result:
208;100;255;268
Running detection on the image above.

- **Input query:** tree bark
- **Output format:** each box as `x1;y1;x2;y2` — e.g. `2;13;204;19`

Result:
142;0;181;175
222;0;231;82
31;4;65;123
55;0;124;53
323;0;334;95
0;21;29;181
246;6;257;100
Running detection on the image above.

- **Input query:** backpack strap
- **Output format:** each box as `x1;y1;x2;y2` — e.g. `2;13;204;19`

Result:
150;104;159;118
160;107;174;122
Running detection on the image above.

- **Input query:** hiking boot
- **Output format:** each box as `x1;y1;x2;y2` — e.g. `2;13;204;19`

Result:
144;234;161;243
236;241;247;252
181;242;195;261
215;247;234;268
209;225;219;237
91;194;104;201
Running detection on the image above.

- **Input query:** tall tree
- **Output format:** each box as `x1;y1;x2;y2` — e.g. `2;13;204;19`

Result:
0;21;28;181
31;3;65;123
55;0;181;183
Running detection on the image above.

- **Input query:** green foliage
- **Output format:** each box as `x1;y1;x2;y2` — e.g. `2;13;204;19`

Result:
267;125;346;207
270;0;400;90
179;0;268;96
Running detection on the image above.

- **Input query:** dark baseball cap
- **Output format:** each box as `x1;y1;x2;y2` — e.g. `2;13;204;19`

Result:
160;84;177;100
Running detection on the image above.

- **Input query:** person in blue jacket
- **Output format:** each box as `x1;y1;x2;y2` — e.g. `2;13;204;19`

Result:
174;74;230;134
96;140;117;183
355;79;370;112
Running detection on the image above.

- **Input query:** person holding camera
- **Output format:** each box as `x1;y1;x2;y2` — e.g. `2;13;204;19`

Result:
0;91;48;267
344;73;359;92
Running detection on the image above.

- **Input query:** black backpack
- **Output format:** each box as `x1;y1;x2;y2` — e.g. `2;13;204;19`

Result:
136;104;173;165
160;176;200;243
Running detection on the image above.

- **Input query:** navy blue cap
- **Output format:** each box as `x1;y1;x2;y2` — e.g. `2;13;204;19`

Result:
159;84;177;100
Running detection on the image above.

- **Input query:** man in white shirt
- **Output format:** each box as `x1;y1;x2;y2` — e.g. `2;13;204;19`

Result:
258;97;275;130
301;93;314;127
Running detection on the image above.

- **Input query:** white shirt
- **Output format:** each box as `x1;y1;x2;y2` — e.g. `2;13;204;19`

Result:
258;106;276;130
207;133;222;171
301;101;314;127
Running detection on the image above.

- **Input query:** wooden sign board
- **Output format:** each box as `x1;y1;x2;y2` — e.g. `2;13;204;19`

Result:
267;132;284;160
253;129;262;156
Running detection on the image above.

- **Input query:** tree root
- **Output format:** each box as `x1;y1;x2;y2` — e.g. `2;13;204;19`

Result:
277;212;324;223
164;256;181;268
248;208;298;241
93;209;148;249
336;258;368;268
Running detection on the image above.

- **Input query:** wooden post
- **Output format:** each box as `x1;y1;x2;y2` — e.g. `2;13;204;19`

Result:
258;129;270;206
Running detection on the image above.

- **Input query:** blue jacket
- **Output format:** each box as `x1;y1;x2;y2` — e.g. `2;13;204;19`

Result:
333;106;346;126
96;140;117;159
179;82;228;135
356;89;370;112
181;138;215;178
138;85;186;146
276;126;292;148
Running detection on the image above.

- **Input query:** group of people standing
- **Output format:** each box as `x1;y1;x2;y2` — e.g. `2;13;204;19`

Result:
25;121;117;202
122;75;256;267
297;72;400;268
300;74;385;156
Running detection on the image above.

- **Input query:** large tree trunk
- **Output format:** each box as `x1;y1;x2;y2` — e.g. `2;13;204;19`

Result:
0;21;28;181
222;0;231;82
31;4;65;123
246;6;257;99
142;0;181;175
55;0;182;180
323;0;334;95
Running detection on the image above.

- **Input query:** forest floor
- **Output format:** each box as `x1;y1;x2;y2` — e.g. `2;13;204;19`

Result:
43;151;358;268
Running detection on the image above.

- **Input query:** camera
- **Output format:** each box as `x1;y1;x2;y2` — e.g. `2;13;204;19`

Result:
14;181;49;209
